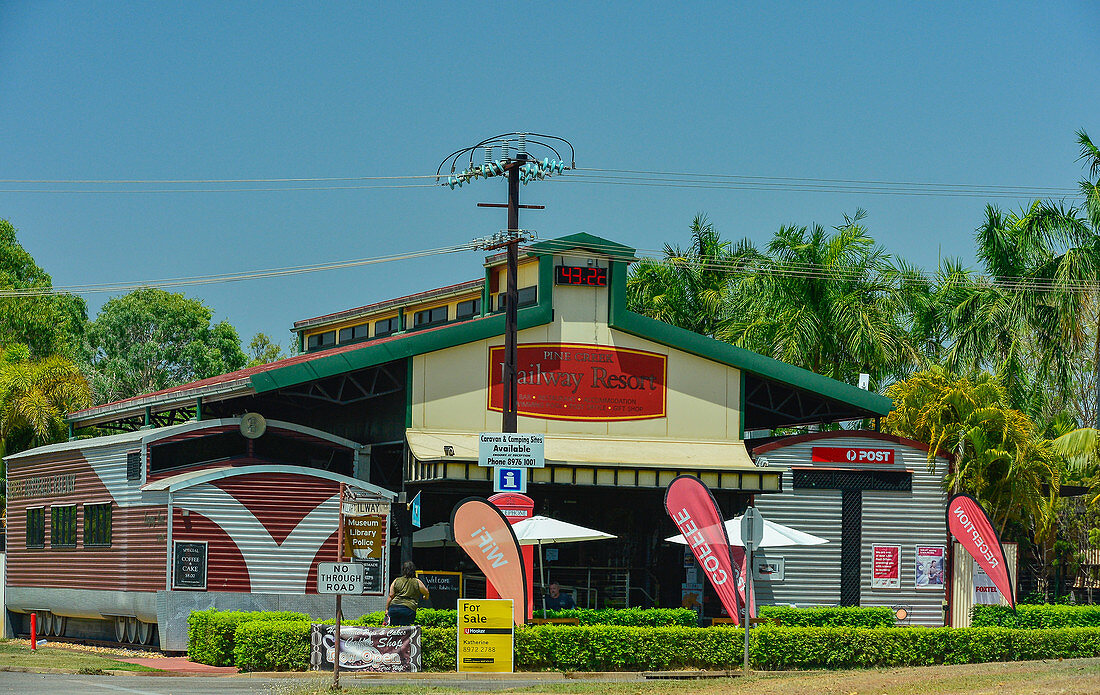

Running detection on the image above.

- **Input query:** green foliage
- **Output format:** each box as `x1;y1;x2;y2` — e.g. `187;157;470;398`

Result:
86;287;247;403
884;367;1058;535
0;345;91;457
246;332;286;367
756;605;895;627
187;609;309;667
233;620;312;672
220;621;1100;672
0;218;88;361
532;607;698;626
971;604;1100;628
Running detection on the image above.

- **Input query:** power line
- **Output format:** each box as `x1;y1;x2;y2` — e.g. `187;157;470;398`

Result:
0;166;1085;200
0;242;479;297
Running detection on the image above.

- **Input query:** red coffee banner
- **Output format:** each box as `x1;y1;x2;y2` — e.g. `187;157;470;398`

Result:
811;447;895;465
451;498;528;625
488;343;667;421
664;475;742;625
947;493;1014;609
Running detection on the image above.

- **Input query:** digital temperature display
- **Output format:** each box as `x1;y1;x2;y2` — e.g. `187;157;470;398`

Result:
554;265;607;287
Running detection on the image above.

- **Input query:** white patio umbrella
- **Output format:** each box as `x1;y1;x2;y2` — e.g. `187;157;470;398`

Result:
510;515;617;615
665;515;828;548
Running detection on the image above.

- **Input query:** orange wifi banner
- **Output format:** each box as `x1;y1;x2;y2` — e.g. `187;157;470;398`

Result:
451;497;528;625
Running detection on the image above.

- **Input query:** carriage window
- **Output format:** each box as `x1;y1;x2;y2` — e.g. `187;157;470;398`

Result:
51;505;77;548
84;503;113;547
26;508;44;548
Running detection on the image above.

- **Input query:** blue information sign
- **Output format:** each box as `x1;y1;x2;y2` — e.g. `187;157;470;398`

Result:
410;491;422;528
493;466;527;493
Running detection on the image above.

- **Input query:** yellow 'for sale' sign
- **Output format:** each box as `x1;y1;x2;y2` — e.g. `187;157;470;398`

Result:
457;599;514;673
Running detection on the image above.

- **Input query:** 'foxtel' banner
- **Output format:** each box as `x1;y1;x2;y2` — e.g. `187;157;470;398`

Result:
947;493;1014;609
452;498;527;626
665;475;743;624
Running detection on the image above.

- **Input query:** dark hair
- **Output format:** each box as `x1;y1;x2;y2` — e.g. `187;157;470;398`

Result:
401;561;417;578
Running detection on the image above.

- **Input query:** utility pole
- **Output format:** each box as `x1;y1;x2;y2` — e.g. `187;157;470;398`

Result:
439;133;574;435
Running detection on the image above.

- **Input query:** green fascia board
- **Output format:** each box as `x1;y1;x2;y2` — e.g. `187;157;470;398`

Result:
251;271;555;394
527;232;637;260
607;262;893;417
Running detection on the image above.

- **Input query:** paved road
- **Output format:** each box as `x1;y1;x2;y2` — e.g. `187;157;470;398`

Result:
0;672;650;694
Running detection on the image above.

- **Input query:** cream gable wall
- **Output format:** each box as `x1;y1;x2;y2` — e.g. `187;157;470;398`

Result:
411;253;743;441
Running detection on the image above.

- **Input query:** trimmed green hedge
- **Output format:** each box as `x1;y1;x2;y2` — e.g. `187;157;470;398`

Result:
187;609;309;667
972;604;1100;629
532;608;698;626
228;622;1100;672
757;605;896;628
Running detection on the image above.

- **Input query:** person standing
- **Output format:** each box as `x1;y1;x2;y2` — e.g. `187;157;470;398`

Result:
386;561;430;626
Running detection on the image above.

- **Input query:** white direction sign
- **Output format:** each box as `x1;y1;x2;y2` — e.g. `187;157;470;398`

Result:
478;433;545;468
317;562;365;595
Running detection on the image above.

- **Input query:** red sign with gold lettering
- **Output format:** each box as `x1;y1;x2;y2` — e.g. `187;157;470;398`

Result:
488;343;667;421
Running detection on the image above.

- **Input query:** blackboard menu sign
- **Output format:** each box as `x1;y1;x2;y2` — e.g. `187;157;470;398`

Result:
416;571;462;610
173;540;208;590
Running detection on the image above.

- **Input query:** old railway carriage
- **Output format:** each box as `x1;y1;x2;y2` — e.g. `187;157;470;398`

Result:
4;418;394;650
7;232;895;643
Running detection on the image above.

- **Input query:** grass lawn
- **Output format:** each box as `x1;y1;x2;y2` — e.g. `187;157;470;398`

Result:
0;641;161;673
278;658;1100;695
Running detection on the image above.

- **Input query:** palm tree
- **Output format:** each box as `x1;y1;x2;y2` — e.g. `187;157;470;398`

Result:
883;367;1058;535
0;344;92;458
724;210;918;386
946;200;1090;418
627;214;756;337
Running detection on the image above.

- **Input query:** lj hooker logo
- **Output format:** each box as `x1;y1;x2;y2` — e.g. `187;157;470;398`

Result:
488;343;667;421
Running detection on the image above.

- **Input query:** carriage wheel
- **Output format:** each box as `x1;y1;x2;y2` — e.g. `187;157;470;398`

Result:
125;617;138;644
136;621;152;645
36;611;49;636
114;616;126;642
52;614;66;637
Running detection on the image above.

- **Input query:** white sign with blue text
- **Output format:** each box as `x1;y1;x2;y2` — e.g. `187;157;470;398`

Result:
493;466;528;493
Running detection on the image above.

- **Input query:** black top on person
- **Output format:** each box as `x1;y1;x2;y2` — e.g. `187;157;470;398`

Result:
543;582;576;610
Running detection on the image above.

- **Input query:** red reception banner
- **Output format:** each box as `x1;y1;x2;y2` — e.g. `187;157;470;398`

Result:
488;343;667;421
664;475;743;624
451;498;528;625
947;493;1015;609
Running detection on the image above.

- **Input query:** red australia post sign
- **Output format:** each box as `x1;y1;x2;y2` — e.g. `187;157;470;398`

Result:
812;447;895;465
488;343;667;421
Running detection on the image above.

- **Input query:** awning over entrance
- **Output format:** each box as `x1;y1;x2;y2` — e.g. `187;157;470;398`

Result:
405;429;782;493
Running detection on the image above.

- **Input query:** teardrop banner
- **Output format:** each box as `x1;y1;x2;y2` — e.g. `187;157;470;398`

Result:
664;475;743;624
451;498;528;626
732;545;756;618
946;493;1015;609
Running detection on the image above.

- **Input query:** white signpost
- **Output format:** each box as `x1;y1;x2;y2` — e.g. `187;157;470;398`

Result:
478;433;545;468
317;562;365;595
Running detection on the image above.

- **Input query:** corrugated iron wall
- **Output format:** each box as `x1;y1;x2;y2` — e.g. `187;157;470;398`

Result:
6;442;166;594
752;433;949;626
950;541;1018;627
171;473;343;594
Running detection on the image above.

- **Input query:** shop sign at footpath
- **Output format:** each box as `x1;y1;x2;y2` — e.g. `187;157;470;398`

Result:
309;624;421;672
457;599;514;673
478;433;545;467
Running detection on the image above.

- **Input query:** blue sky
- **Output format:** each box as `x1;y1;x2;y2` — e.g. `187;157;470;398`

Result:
1;2;1097;350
